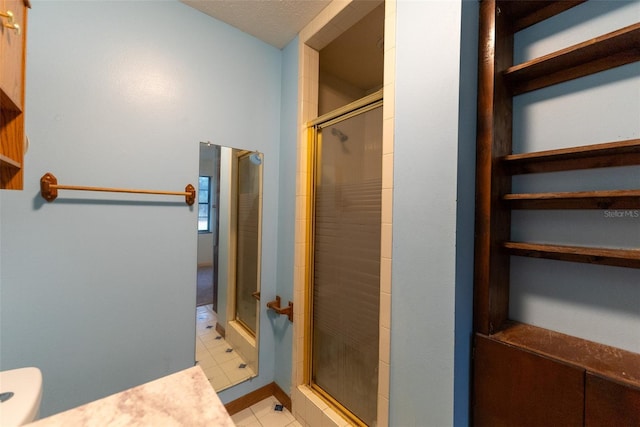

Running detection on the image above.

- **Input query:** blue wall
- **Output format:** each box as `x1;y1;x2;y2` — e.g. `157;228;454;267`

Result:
272;37;299;396
0;0;282;416
454;1;479;425
391;0;476;425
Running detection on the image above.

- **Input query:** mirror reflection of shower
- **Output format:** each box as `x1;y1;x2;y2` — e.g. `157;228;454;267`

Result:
233;150;262;337
196;142;263;392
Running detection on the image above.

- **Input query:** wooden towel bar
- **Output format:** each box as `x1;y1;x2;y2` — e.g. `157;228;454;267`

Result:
40;172;196;205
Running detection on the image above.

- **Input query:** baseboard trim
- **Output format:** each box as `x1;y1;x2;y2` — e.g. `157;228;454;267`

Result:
225;382;291;415
216;322;225;338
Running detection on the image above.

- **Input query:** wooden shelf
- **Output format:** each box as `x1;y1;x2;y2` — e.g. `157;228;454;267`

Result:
503;139;640;174
504;189;640;209
504;242;640;269
490;321;640;388
503;0;587;33
504;23;640;95
0;154;21;169
1;107;25;189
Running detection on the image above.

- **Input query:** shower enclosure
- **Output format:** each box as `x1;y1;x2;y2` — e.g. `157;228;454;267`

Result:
310;101;382;426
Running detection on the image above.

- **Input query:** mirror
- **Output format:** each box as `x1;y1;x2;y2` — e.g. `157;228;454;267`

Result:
195;142;263;391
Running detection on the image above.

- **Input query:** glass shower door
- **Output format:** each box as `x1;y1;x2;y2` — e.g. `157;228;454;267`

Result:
311;103;382;426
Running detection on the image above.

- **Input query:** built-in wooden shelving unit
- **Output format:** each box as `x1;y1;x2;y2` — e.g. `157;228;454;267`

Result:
473;1;640;424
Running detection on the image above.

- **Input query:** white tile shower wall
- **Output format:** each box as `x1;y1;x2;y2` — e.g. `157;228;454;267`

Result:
378;3;396;424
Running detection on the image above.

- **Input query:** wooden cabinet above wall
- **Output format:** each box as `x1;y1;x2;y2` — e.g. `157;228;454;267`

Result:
1;0;30;190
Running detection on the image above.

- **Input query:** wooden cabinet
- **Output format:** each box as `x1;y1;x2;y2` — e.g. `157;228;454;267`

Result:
585;373;640;426
1;0;25;110
473;334;585;427
0;0;29;190
473;328;640;426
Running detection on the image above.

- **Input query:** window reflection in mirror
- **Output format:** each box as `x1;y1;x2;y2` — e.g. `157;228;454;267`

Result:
196;142;262;392
197;176;212;232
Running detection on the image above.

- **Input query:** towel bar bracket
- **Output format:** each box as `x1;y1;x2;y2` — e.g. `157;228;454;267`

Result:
40;172;58;202
266;295;293;322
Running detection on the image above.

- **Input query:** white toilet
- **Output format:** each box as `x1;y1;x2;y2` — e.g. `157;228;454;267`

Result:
0;367;43;426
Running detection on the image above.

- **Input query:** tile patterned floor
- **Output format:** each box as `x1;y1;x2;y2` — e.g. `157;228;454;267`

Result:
196;307;301;426
195;304;255;391
231;396;302;427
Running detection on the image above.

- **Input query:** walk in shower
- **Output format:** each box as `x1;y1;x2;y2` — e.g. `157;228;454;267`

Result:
309;98;382;426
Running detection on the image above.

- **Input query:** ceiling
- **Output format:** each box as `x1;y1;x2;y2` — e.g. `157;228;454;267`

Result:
181;0;332;49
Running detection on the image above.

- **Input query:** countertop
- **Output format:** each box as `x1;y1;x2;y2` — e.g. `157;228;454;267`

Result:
27;366;234;426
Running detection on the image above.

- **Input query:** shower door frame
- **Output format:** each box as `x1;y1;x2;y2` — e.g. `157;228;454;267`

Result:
306;90;383;427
